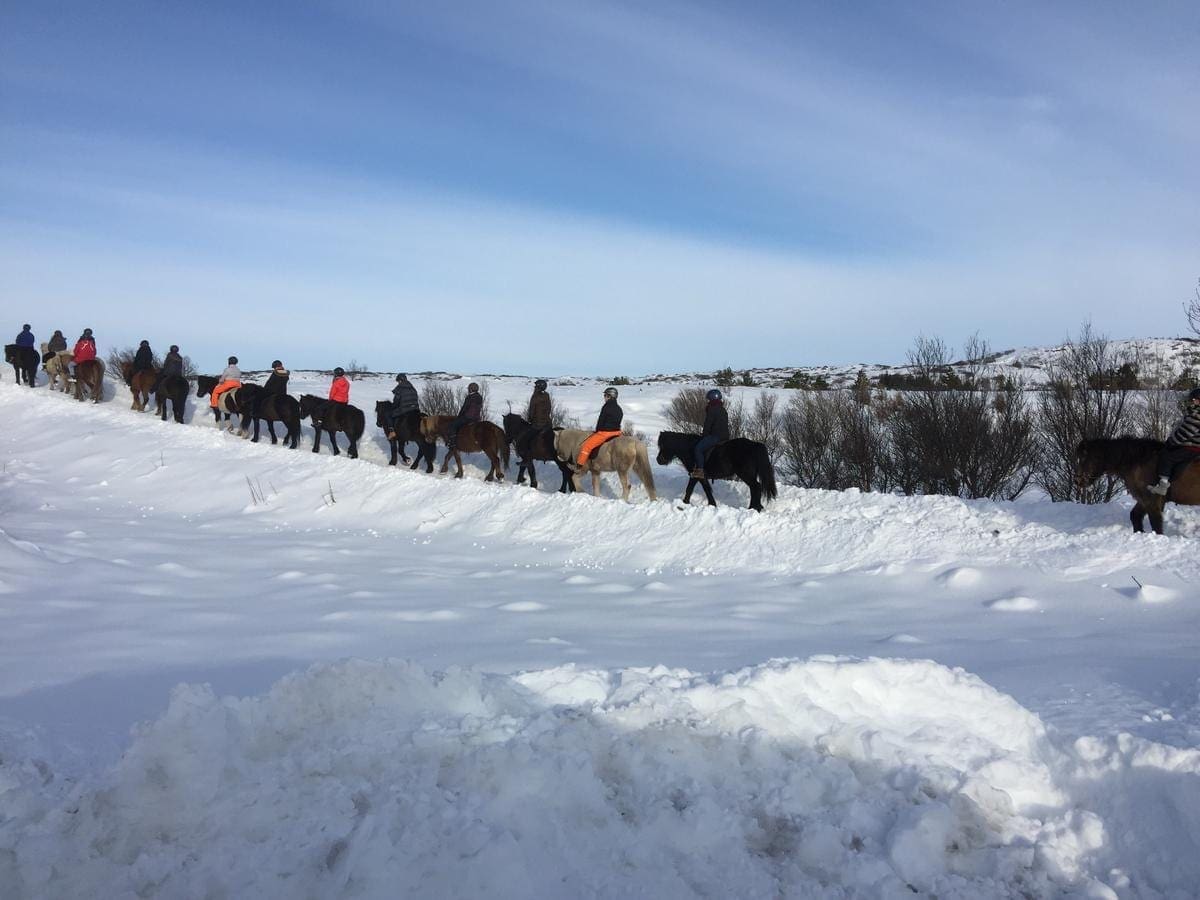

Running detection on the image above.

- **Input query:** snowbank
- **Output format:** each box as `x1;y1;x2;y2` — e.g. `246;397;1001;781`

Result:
3;657;1198;898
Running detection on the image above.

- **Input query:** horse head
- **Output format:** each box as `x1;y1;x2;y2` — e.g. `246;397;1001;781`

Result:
375;400;392;429
655;431;689;467
299;394;325;423
502;413;528;442
196;375;218;397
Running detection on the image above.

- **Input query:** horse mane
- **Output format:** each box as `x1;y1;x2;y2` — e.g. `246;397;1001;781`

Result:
657;431;700;452
1079;435;1163;469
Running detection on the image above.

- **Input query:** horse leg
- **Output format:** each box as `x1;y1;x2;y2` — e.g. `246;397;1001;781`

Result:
330;430;341;456
387;437;398;466
528;461;538;489
745;475;762;512
1147;498;1166;535
1129;502;1146;533
618;468;631;501
347;435;358;459
700;480;716;507
682;477;696;504
268;420;279;445
453;449;463;478
590;471;600;497
484;450;497;482
312;427;322;454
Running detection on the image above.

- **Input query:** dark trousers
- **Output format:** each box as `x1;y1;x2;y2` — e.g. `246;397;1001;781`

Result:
447;416;474;448
693;435;719;468
1157;445;1200;481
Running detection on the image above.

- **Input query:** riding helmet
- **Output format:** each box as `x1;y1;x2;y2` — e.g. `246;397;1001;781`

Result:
1189;388;1200;403
334;366;345;377
534;379;547;391
272;360;282;368
604;387;618;399
82;328;93;336
228;356;238;364
706;388;723;402
468;382;479;393
169;345;179;353
139;340;149;347
396;373;407;382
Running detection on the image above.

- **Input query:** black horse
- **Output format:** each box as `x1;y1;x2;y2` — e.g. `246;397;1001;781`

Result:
247;393;302;448
156;375;190;424
374;400;436;472
299;395;364;458
5;344;38;387
656;432;778;512
502;413;575;492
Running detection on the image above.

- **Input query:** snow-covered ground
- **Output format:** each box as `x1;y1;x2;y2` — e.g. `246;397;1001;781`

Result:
2;374;1199;898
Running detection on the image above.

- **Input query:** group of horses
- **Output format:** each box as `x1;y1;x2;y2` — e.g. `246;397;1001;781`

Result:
6;342;105;402
7;349;1194;527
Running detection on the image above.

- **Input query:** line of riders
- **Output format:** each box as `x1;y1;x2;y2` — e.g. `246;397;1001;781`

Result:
12;324;1200;510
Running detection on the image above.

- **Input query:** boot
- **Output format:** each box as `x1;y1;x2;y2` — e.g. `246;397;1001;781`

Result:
690;468;706;480
1148;476;1170;496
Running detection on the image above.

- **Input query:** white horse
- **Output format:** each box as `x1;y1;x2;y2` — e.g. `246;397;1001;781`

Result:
41;343;73;392
553;429;657;501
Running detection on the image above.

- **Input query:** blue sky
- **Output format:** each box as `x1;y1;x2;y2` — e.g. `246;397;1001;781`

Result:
2;1;1197;373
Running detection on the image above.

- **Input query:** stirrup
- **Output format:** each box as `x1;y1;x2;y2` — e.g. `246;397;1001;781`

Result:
1147;477;1170;496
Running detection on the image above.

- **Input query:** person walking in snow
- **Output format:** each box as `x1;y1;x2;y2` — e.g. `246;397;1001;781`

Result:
574;387;623;469
1148;388;1200;495
328;367;350;405
691;388;730;479
446;382;482;450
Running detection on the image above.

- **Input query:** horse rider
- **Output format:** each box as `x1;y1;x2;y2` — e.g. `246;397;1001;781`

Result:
387;373;419;440
692;388;730;479
528;379;552;429
575;386;623;469
262;360;289;395
71;328;97;374
210;356;242;409
447;382;482;450
14;324;34;349
1149;388;1200;495
47;330;67;354
127;340;154;385
154;345;184;394
328;367;350;404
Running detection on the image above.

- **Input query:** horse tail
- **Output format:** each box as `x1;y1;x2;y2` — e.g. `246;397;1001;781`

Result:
755;442;778;502
633;442;657;501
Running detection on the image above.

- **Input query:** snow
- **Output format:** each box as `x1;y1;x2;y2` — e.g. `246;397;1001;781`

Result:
1;374;1200;898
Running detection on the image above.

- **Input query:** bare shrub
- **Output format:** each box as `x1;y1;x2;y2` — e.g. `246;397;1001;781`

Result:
1035;322;1138;502
884;334;1037;500
779;390;886;491
662;387;744;437
419;380;457;416
105;346;198;382
346;359;369;381
743;392;784;461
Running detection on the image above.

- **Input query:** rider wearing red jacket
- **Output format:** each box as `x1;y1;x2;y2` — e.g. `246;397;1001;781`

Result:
72;328;97;363
328;367;350;404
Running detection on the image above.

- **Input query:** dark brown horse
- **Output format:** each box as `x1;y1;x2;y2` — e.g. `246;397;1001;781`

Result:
74;359;105;403
299;395;364;458
374;400;436;472
120;361;158;412
502;413;574;492
247;393;302;448
5;344;38;386
656;432;778;512
420;416;510;481
1075;437;1200;534
156;375;189;424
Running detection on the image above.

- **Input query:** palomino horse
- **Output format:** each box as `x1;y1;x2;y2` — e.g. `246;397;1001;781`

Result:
1075;437;1200;535
419;416;510;481
299;395;365;458
120;361;158;412
5;345;39;386
554;429;657;501
196;376;259;433
656;432;778;512
41;344;73;392
74;359;105;403
502;413;574;492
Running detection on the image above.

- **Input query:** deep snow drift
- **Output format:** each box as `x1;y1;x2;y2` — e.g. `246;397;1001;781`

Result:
1;378;1199;898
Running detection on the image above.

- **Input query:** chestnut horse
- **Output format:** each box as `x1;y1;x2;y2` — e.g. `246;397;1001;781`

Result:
419;417;509;481
74;359;105;403
1075;437;1200;534
120;361;158;412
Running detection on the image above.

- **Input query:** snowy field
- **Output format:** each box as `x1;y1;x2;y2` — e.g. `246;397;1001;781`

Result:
2;373;1199;898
